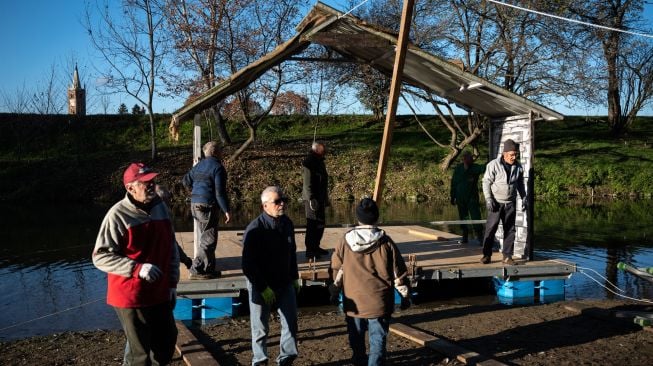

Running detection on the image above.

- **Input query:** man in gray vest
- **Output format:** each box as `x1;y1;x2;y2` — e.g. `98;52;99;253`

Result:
480;139;527;265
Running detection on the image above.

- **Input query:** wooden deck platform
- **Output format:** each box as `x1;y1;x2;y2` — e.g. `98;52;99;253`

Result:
176;225;576;298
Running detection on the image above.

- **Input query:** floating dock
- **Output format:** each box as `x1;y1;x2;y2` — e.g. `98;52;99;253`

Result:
175;225;576;299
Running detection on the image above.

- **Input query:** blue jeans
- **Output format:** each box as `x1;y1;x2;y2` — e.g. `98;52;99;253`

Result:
247;281;298;365
346;316;390;366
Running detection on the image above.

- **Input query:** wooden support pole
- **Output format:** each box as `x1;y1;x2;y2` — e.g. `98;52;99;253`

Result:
373;0;415;203
193;114;202;260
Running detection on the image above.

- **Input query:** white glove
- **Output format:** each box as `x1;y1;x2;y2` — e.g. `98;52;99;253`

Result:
394;277;409;297
395;284;409;298
138;263;162;283
333;268;344;287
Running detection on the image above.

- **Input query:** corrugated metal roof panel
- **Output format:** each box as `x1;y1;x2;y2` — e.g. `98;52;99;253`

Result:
173;1;563;122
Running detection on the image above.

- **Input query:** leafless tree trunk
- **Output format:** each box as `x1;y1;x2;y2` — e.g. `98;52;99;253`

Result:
403;90;485;171
99;94;111;114
554;0;652;136
84;0;167;159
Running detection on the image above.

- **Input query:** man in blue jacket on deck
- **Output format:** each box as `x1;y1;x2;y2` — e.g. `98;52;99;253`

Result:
182;141;232;279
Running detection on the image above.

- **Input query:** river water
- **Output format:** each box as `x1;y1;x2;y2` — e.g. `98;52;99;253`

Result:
1;199;652;341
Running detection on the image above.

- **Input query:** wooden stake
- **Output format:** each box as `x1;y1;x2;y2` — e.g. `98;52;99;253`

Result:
373;0;415;203
193;114;202;261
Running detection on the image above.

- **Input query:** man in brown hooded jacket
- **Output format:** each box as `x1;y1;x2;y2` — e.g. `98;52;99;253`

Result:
330;198;410;366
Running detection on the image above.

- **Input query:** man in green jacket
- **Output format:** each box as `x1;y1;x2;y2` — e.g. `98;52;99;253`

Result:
450;151;485;244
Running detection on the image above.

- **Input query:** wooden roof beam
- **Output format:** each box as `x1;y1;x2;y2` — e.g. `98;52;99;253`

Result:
309;32;390;48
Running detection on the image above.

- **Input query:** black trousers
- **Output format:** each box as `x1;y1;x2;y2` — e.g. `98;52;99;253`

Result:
115;301;177;366
305;201;326;251
482;201;516;257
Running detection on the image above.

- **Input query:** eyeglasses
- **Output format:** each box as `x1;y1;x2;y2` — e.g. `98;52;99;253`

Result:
138;166;152;174
268;197;287;205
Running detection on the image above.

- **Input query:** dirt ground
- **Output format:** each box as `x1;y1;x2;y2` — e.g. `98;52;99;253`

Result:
2;299;652;365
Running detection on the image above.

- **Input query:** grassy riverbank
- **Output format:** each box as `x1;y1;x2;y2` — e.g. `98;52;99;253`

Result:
1;113;652;203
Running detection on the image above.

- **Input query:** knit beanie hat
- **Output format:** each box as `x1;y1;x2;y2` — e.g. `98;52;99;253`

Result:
356;198;379;225
503;139;518;152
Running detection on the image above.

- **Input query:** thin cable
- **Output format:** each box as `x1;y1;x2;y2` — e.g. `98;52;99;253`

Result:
576;270;653;304
487;0;653;39
8;244;90;256
0;297;104;333
339;0;373;19
549;259;625;293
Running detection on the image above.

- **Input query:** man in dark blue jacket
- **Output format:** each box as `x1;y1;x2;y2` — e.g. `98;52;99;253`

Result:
242;186;299;366
182;141;231;279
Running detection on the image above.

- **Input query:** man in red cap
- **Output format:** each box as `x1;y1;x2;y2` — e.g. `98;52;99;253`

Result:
93;162;180;365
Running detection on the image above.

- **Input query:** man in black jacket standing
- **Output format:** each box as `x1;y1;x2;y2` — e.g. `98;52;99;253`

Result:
242;186;299;366
302;142;329;259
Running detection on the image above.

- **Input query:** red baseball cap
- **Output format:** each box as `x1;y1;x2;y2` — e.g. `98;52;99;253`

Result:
123;163;159;187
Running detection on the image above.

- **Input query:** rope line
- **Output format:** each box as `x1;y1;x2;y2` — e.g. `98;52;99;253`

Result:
338;0;373;19
550;259;625;293
487;0;653;39
576;270;653;304
0;297;105;333
549;259;652;304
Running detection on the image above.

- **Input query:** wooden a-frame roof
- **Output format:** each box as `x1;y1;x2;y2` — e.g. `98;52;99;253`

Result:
171;2;563;125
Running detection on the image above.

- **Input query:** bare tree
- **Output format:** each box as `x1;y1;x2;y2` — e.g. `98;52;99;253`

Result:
564;0;653;136
298;44;350;123
84;0;168;159
163;0;232;144
216;0;310;161
1;82;31;113
30;62;66;114
403;88;486;171
98;94;111;114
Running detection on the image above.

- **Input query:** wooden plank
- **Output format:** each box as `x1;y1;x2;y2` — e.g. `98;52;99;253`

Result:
373;0;415;203
310;32;389;48
390;323;507;365
430;220;487;225
175;321;220;366
407;229;446;241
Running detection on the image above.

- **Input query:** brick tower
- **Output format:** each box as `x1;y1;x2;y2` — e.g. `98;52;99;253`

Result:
67;65;86;116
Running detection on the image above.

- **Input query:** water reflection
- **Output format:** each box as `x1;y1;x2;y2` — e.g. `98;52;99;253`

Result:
0;199;652;341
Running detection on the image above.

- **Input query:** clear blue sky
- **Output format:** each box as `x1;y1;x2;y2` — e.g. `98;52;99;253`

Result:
0;0;651;115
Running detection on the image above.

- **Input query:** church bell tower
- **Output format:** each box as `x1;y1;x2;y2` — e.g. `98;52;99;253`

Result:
68;65;86;117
